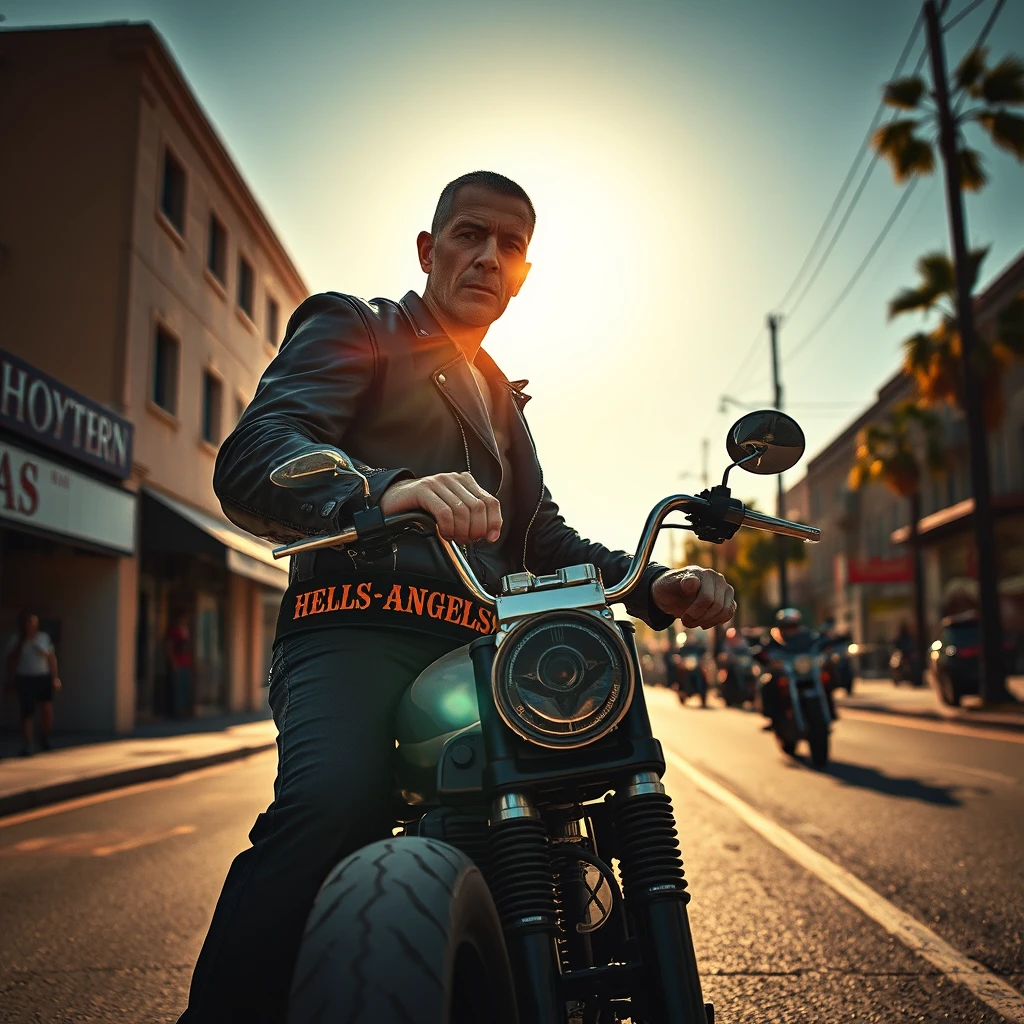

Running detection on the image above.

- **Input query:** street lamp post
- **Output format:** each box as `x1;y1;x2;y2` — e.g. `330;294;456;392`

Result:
768;313;789;610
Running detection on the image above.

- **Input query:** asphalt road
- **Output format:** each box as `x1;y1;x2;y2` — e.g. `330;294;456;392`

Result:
0;689;1021;1022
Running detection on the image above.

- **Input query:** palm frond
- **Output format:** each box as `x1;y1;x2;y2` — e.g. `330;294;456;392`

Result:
883;76;927;109
981;55;1024;105
872;120;935;182
889;286;938;319
902;331;936;375
955;45;987;96
956;146;988;191
916;251;957;298
976;110;1024;160
965;246;990;292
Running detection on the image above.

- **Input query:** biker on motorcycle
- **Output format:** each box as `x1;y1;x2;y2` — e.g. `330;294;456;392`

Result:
756;607;828;730
177;171;738;1024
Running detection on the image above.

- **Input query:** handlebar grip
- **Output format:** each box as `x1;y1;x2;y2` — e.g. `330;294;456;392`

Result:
740;508;820;543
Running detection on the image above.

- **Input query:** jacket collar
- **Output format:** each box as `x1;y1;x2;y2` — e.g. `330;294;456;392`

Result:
399;290;530;404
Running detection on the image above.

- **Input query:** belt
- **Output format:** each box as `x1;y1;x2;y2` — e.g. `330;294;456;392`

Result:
276;570;497;644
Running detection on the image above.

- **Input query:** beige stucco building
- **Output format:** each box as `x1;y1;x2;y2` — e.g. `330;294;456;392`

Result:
0;23;307;733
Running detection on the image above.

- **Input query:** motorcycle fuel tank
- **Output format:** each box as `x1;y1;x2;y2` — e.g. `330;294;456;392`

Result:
395;644;481;805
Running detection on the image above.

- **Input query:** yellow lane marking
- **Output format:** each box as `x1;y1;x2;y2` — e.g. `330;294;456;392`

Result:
840;708;1024;744
0;824;197;857
664;749;1024;1023
0;750;275;830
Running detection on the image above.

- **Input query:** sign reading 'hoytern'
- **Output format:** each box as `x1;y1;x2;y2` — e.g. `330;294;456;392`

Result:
0;349;134;479
0;440;136;553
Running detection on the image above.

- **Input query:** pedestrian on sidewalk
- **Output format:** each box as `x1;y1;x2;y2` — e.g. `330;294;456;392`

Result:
164;612;193;719
4;611;61;756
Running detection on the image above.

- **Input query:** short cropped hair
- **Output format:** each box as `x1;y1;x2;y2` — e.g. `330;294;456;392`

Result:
430;171;536;239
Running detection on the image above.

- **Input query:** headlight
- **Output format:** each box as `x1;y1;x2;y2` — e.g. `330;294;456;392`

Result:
683;655;700;671
492;611;634;749
793;654;815;675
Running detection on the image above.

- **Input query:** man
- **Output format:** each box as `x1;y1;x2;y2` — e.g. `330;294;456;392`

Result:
179;171;736;1023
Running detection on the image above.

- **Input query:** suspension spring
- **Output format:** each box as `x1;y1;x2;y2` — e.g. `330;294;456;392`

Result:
487;817;558;935
614;791;690;905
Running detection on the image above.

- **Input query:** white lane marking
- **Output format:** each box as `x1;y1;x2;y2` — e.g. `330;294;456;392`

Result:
0;750;275;830
663;749;1024;1022
840;708;1024;744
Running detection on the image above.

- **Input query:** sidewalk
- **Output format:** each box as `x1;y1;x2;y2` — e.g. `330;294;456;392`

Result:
837;676;1024;732
0;713;277;817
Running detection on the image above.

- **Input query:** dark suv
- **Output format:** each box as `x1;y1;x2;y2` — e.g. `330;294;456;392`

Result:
928;613;1013;706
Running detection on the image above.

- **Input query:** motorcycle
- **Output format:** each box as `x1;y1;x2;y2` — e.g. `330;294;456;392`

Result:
669;632;711;707
715;632;756;708
757;634;839;769
271;409;819;1024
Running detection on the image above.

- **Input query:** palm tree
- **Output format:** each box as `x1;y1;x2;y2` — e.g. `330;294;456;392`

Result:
849;402;946;685
872;45;1024;191
890;250;1024;429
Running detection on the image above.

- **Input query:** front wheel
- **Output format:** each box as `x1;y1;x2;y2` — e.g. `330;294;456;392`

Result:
804;701;830;769
288;838;517;1024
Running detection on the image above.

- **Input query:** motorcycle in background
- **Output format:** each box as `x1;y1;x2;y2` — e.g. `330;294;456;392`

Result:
669;630;711;707
757;628;839;769
715;627;756;707
271;410;819;1024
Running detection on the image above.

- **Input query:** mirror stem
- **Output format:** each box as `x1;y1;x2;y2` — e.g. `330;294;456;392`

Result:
721;447;765;488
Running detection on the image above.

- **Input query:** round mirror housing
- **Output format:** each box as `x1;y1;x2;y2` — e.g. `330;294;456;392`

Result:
726;410;806;476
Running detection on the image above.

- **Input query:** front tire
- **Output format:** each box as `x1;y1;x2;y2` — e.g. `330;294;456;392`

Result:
288;837;517;1024
804;701;830;769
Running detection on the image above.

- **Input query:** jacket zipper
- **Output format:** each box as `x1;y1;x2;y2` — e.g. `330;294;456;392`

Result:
455;415;472;558
506;384;543;573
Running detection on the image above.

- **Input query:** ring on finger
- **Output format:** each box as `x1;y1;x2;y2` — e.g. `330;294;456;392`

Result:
453;499;465;508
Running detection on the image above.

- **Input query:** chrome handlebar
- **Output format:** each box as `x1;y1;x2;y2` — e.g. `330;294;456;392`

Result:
271;495;820;608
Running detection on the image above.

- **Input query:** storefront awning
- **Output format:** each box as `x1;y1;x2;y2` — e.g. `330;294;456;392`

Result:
141;488;288;590
890;494;1024;546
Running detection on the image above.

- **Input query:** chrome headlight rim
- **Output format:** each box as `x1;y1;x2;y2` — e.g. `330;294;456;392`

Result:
792;654;816;675
491;609;635;750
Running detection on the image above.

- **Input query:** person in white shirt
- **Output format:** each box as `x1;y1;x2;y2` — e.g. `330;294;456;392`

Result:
4;611;61;756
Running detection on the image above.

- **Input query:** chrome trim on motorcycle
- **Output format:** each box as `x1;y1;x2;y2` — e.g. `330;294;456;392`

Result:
620;771;665;799
492;791;540;821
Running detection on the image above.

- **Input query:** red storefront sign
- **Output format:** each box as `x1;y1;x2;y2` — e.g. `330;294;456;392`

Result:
846;556;913;584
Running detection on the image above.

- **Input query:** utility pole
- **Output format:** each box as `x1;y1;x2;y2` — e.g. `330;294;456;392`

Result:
768;313;789;609
923;0;1008;704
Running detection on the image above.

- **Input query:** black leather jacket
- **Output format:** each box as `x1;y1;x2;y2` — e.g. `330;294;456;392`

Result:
213;291;673;630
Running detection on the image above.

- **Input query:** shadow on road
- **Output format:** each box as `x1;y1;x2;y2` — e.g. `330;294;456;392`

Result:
816;759;983;806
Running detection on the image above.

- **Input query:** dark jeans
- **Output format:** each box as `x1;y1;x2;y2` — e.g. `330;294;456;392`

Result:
178;625;460;1024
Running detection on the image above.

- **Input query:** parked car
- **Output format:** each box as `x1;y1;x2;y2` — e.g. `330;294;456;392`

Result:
927;612;1014;706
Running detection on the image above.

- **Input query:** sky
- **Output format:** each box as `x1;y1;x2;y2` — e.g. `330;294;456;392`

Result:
3;0;1023;564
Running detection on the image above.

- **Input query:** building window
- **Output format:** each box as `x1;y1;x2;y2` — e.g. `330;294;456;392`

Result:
266;296;280;347
202;372;223;445
153;325;180;414
207;214;227;284
160;149;187;235
238;256;255;319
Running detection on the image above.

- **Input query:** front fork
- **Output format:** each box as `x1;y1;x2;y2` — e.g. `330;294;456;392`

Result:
615;771;709;1024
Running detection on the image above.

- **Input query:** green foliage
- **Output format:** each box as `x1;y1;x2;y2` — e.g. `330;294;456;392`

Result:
955;46;987;94
883;76;926;109
887;249;987;319
849;402;945;499
976;109;1024;160
956;146;987;191
979;55;1024;105
872;119;936;183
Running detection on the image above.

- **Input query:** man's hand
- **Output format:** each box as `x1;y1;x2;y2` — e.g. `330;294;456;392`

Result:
379;472;502;545
652;566;736;628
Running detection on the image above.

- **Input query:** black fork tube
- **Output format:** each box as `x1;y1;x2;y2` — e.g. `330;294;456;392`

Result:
470;638;564;1024
616;774;707;1024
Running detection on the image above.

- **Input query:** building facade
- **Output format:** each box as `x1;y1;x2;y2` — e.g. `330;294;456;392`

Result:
0;23;307;732
783;251;1024;657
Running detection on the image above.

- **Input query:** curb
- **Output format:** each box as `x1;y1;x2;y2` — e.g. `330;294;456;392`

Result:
0;740;276;819
838;701;1024;734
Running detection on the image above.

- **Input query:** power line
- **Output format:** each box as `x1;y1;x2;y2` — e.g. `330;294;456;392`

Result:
944;0;989;32
772;11;924;314
719;327;767;402
786;178;922;364
974;0;1007;49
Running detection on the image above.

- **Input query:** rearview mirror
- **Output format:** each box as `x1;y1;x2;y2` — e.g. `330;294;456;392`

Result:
726;410;805;476
269;448;370;502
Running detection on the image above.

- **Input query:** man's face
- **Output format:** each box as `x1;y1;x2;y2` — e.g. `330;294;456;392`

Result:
419;184;532;330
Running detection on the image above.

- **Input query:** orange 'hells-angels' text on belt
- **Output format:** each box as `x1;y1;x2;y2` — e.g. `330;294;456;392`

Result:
275;572;498;644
